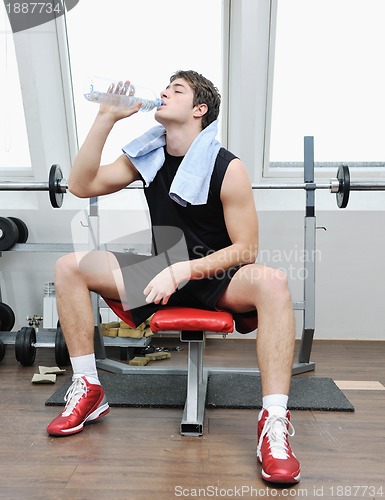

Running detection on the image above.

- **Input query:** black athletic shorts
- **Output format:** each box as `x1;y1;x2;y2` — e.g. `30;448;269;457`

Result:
106;251;258;334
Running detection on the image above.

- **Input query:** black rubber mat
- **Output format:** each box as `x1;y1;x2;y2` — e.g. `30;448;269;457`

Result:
46;373;187;408
46;373;354;411
207;374;354;411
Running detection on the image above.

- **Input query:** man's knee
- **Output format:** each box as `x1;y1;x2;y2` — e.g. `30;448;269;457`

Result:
55;251;123;299
252;265;291;300
56;251;110;279
55;253;81;283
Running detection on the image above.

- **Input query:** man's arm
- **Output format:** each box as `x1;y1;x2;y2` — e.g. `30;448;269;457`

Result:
189;158;258;278
68;103;142;198
144;158;259;305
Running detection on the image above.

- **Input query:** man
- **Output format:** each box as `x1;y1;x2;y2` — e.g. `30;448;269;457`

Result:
46;70;300;484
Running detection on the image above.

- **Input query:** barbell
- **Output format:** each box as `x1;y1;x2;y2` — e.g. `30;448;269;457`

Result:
0;164;66;208
0;163;384;209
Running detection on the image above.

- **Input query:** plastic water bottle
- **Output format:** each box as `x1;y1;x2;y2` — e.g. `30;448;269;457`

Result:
84;76;163;112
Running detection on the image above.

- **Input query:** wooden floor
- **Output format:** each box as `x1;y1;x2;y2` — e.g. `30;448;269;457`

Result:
1;337;385;500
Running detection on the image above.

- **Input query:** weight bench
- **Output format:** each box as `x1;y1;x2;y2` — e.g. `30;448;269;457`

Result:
99;300;234;436
150;307;234;435
98;294;315;435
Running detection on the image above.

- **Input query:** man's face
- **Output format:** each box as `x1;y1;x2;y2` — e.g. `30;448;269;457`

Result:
155;78;196;125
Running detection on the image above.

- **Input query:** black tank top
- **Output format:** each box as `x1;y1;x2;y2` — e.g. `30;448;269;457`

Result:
144;147;237;260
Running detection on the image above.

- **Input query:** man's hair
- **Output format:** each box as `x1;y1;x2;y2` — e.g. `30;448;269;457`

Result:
170;70;221;129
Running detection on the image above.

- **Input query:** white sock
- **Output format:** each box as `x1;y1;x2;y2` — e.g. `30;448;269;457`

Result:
70;353;100;385
262;394;288;417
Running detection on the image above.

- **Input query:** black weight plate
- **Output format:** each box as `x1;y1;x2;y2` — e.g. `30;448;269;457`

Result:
337;165;350;209
0;216;19;251
8;217;28;243
15;326;36;366
49;164;64;208
55;322;70;366
0;302;15;331
0;339;5;362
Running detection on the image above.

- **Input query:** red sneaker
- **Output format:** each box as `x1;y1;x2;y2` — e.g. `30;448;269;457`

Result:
257;409;300;484
47;375;110;436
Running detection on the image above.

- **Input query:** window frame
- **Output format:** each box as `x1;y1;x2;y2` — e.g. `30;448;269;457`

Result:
0;14;78;210
0;7;32;176
263;0;385;182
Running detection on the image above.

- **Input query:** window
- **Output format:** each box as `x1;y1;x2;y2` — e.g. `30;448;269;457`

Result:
65;0;224;165
267;0;385;174
0;6;31;172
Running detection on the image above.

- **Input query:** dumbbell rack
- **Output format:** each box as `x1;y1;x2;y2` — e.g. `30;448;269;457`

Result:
0;198;153;365
0;243;153;366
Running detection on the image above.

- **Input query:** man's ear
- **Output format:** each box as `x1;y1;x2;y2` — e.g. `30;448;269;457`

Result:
193;103;208;118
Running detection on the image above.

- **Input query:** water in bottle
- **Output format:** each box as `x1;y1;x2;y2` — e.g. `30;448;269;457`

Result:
84;76;162;112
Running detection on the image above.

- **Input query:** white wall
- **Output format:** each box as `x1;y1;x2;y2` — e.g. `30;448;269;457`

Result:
258;207;385;341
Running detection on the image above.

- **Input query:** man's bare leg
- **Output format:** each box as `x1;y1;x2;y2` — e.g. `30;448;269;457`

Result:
54;250;126;357
217;263;300;484
217;263;295;394
46;250;127;437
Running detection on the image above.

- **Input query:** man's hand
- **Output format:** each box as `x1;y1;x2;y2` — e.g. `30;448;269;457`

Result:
98;80;142;122
143;261;191;305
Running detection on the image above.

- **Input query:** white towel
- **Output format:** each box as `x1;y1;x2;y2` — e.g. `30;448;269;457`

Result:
122;120;221;206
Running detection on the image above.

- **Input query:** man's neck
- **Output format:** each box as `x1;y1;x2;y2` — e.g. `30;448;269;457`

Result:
165;123;202;156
